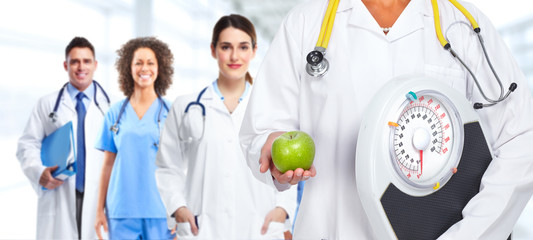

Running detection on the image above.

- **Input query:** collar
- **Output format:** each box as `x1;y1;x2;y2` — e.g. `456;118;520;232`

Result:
340;0;429;16
337;0;355;12
422;0;438;17
346;0;426;40
212;79;251;103
67;81;94;103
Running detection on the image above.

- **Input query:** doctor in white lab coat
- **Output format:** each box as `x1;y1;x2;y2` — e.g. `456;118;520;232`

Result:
16;37;109;239
240;0;533;239
156;14;297;240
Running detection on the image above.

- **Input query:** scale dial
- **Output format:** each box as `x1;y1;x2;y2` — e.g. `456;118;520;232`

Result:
389;90;463;190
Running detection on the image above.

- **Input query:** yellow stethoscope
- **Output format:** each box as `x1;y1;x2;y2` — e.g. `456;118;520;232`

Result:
306;0;517;109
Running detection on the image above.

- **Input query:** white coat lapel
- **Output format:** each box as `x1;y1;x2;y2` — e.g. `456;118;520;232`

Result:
347;0;379;34
93;86;110;116
60;90;77;116
347;0;425;40
385;0;425;42
205;85;229;114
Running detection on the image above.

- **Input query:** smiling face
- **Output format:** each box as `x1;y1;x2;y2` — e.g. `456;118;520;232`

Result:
211;27;256;83
64;47;97;92
131;47;158;91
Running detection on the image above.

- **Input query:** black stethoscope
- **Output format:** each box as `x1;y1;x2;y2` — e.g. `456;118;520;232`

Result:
48;80;110;122
109;95;169;147
178;87;207;143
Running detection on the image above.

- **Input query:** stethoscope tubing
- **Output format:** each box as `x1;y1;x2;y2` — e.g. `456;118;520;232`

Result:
109;96;169;135
433;0;517;109
184;87;207;116
178;87;207;143
49;80;110;122
307;0;517;109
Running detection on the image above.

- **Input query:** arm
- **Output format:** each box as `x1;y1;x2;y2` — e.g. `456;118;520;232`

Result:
16;96;60;194
155;98;197;235
95;151;115;240
39;166;64;190
438;5;533;239
240;9;316;191
92;103;119;239
173;207;198;236
261;207;289;235
261;183;299;234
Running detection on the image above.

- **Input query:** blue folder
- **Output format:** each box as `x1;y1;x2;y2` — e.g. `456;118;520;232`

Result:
41;121;76;181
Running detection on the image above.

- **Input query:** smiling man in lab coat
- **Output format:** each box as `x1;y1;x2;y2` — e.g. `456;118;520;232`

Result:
16;37;110;239
240;0;533;239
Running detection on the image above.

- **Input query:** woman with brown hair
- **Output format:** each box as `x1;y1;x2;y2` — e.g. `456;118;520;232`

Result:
155;14;297;239
94;37;174;239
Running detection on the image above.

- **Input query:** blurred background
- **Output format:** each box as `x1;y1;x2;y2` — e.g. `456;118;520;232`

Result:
1;0;532;238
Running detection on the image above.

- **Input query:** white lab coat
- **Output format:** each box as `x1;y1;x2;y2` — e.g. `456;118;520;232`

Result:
239;0;533;239
16;83;109;239
155;84;297;240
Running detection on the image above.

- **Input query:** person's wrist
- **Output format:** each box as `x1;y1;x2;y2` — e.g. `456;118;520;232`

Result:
276;206;287;214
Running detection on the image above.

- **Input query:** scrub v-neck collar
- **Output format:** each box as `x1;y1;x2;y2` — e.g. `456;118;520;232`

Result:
126;97;159;122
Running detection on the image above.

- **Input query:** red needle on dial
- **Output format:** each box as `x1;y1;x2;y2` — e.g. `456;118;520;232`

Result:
419;150;423;176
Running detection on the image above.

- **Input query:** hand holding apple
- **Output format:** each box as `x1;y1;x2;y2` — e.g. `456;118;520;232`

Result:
271;131;316;173
260;131;317;185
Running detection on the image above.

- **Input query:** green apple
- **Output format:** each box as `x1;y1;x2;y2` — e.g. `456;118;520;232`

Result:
271;131;316;173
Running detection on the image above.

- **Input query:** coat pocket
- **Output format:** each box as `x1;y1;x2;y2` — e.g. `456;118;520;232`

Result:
37;189;56;217
176;222;194;238
264;221;286;239
424;64;471;99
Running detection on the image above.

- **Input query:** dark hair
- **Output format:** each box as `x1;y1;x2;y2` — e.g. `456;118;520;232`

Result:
115;37;174;97
65;37;95;59
211;14;257;84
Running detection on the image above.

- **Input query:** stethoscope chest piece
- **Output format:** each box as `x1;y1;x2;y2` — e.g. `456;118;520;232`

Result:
110;125;119;134
49;112;59;123
48;81;110;123
306;49;329;77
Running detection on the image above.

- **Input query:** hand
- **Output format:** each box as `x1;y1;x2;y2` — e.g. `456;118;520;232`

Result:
261;207;287;235
94;209;108;240
175;207;198;236
260;132;317;185
39;165;64;189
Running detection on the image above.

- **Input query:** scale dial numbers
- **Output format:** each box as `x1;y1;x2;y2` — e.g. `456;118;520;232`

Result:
389;91;461;189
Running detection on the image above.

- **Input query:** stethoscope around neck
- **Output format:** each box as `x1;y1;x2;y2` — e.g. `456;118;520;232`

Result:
305;0;339;78
110;95;169;135
306;0;517;110
177;87;207;143
49;80;110;122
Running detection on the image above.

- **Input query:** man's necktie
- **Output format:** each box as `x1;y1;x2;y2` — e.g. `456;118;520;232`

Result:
75;92;86;193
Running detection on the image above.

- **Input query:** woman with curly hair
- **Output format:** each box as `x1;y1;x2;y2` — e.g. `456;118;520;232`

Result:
94;37;174;239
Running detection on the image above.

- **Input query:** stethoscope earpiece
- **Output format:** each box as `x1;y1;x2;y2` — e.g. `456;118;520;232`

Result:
509;83;518;92
305;0;518;109
432;0;518;110
473;82;517;110
473;102;484;109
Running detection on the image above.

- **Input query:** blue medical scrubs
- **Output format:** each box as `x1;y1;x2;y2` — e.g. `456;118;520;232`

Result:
95;98;173;239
